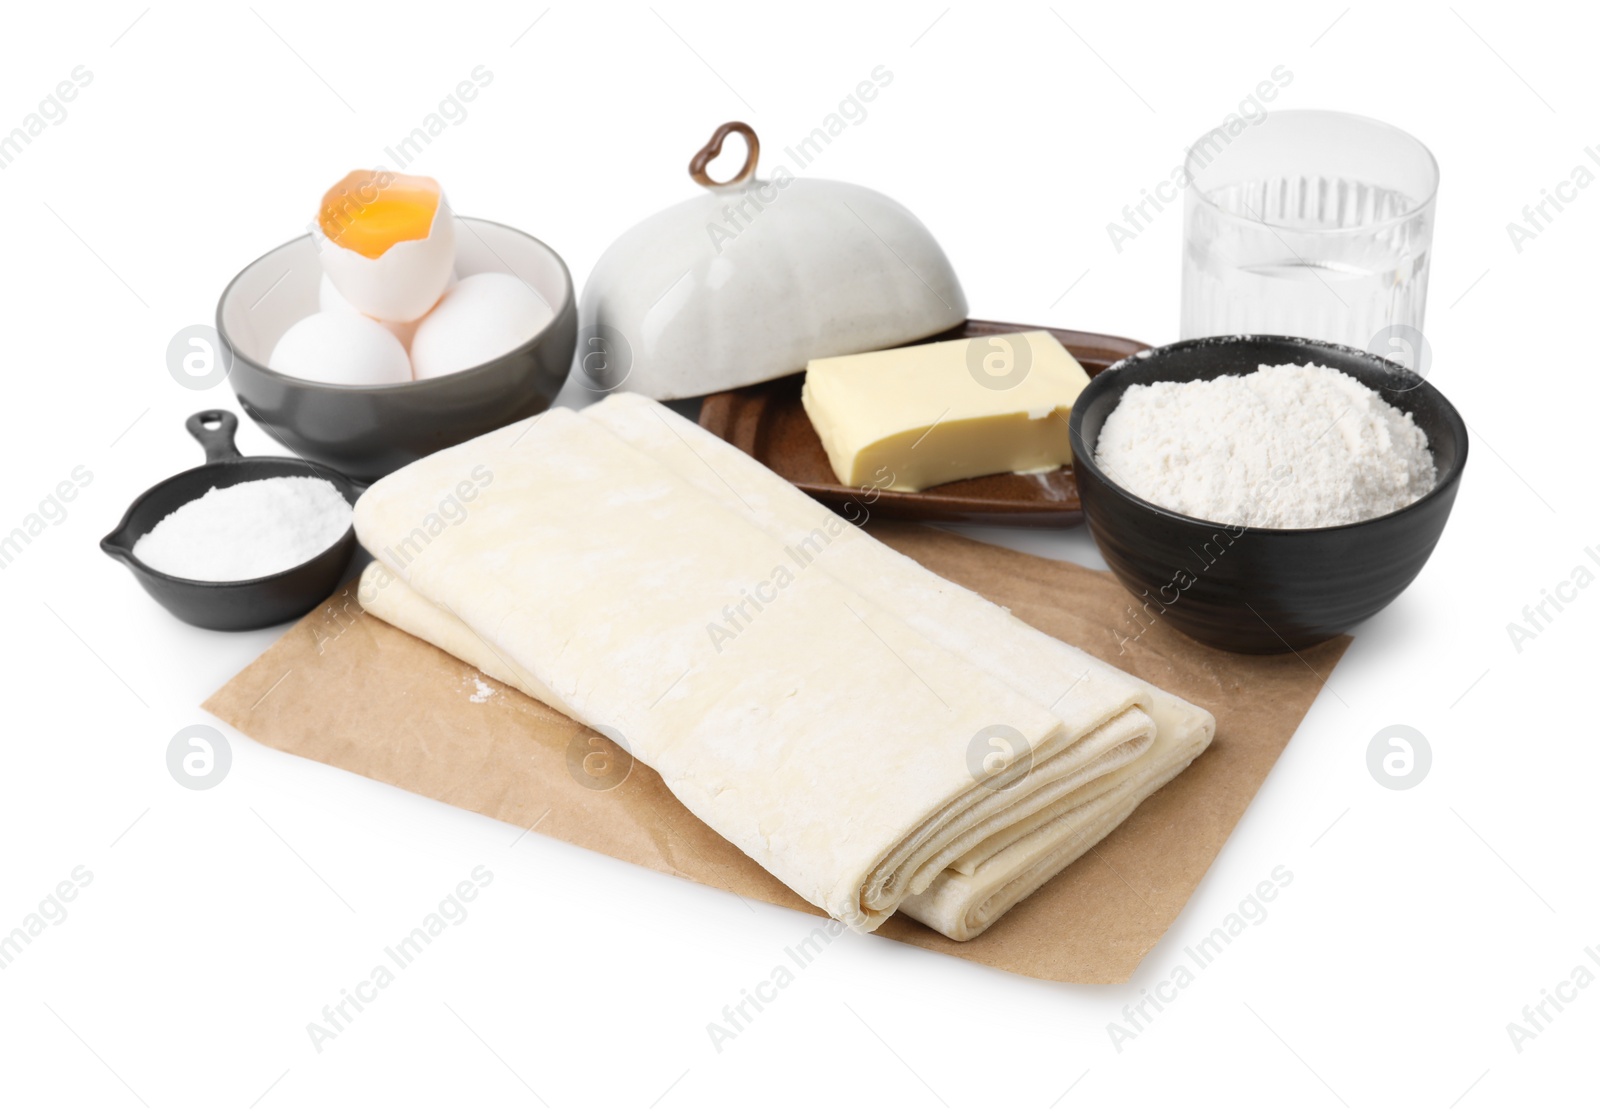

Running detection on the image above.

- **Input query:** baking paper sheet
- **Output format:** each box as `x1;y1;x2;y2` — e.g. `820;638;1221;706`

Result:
204;523;1347;983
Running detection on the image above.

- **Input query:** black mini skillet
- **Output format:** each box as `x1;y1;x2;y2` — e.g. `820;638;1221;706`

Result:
101;410;363;631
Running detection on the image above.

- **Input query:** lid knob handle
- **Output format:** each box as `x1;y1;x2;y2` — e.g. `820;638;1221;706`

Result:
689;121;760;188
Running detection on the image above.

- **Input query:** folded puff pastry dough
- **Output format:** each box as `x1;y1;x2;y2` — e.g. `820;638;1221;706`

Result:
353;395;1215;939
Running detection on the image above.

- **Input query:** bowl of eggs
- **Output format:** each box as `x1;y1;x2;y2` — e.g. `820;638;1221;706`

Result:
218;172;576;481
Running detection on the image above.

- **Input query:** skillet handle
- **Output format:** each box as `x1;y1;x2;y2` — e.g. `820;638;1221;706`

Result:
186;410;242;464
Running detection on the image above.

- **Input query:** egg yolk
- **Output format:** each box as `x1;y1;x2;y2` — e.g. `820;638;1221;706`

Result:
318;171;441;260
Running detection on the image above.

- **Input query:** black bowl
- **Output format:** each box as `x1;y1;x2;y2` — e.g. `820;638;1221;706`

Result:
1067;336;1468;654
218;217;576;483
100;410;362;631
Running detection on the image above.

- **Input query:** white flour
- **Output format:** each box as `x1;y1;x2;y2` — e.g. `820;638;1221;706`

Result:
1095;363;1436;529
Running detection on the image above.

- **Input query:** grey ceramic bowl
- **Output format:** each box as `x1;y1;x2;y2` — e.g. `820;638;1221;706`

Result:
218;217;576;482
1068;335;1467;654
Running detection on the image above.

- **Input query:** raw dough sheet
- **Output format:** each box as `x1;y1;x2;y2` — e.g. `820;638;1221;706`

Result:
351;396;1213;938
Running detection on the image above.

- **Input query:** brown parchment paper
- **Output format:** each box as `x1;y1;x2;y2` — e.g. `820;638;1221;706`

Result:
204;523;1348;984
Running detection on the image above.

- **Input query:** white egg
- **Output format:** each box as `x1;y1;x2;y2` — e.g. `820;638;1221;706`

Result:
316;171;456;322
410;273;556;379
318;271;456;350
269;312;413;386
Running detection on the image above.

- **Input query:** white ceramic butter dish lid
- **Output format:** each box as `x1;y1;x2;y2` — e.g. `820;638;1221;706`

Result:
576;122;967;400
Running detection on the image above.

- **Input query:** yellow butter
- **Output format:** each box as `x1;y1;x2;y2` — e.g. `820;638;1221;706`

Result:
801;330;1091;493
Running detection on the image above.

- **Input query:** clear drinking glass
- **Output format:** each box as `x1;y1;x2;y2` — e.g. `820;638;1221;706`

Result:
1179;110;1439;360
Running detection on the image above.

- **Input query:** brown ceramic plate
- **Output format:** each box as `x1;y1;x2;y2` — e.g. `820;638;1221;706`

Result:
696;319;1148;527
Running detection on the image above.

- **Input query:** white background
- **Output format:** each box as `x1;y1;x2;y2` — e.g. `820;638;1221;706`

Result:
1;1;1595;1113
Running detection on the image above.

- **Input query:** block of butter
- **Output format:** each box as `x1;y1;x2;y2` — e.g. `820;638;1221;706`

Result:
801;330;1091;492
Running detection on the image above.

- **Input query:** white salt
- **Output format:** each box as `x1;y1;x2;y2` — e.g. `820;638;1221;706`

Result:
1094;363;1436;529
133;476;352;581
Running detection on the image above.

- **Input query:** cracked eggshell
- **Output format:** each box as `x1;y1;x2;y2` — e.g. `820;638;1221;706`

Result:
317;187;456;323
319;271;456;350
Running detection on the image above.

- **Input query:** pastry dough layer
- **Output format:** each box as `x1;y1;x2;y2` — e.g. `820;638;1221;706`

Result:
353;395;1215;938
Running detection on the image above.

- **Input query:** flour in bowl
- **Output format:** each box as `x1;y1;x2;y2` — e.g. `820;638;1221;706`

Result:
1094;363;1436;529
